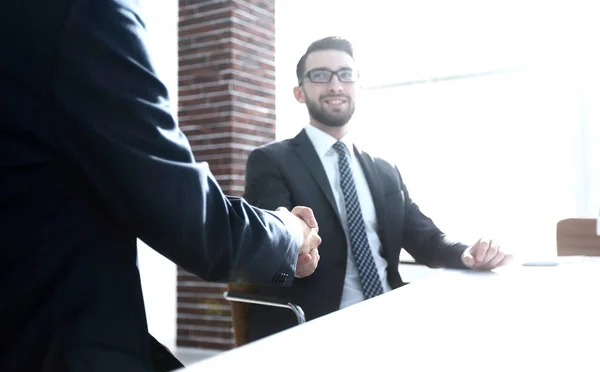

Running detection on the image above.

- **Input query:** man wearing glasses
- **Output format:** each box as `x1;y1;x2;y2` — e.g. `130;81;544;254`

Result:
243;36;513;342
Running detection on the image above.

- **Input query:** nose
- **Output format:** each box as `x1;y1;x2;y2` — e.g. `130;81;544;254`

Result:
327;75;344;94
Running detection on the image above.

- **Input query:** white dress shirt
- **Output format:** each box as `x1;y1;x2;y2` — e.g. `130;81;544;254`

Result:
304;125;392;309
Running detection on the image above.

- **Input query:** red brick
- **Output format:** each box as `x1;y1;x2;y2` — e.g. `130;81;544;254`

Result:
177;0;275;351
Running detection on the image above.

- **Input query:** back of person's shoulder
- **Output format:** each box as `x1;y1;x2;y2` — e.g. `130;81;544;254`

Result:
1;0;73;88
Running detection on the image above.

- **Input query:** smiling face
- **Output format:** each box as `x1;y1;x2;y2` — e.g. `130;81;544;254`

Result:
294;49;358;129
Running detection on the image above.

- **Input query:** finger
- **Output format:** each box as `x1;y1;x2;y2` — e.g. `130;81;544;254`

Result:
461;249;475;267
308;229;323;251
474;238;489;265
314;249;320;265
461;239;479;267
497;254;514;267
297;251;318;277
303;230;321;252
299;253;311;263
294;254;312;278
309;249;320;268
292;206;318;229
480;240;499;266
483;251;505;269
311;250;319;271
295;267;308;278
298;267;311;278
312;230;322;248
295;268;310;278
299;230;320;255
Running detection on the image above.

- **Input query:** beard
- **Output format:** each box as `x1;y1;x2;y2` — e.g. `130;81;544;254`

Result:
305;94;355;128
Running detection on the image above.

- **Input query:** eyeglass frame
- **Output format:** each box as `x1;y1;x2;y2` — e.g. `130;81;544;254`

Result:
298;68;360;86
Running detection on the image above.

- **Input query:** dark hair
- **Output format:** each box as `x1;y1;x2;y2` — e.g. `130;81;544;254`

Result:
296;36;355;85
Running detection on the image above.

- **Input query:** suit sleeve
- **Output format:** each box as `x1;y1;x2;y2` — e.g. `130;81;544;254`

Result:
51;0;300;285
245;148;294;211
396;168;469;269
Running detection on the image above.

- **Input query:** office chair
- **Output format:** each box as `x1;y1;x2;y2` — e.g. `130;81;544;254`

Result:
223;284;305;346
556;218;600;256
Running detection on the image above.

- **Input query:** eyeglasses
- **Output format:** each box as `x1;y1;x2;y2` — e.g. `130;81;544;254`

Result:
300;68;359;85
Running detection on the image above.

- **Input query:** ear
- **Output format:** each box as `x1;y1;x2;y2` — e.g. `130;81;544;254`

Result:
293;86;306;104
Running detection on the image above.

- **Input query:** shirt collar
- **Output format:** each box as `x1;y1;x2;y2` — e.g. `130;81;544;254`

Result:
304;124;355;158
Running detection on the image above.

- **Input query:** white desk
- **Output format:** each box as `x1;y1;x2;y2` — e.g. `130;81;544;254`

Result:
182;259;600;371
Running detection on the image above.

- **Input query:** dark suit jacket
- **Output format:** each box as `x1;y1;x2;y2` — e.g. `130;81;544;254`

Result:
244;129;469;341
0;1;299;371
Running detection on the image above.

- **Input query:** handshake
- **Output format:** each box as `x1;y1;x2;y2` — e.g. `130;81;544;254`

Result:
274;206;322;278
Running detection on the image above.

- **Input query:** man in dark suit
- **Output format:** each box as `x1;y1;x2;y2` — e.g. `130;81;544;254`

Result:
244;36;513;342
0;1;321;371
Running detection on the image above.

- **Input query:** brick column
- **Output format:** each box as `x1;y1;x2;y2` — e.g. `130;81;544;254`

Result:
177;0;276;350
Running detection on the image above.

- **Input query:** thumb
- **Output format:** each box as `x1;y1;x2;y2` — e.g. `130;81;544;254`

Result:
461;248;475;267
291;206;318;230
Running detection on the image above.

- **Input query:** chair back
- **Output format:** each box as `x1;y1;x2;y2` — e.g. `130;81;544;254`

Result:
556;218;600;256
226;283;255;347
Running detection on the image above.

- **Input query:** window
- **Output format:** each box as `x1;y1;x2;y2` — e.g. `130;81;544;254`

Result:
276;1;599;258
356;64;594;258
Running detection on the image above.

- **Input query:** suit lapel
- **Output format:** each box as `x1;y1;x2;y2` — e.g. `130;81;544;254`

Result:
354;146;387;239
291;130;342;224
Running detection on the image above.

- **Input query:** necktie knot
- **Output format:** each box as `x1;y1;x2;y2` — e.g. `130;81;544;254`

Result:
332;141;348;157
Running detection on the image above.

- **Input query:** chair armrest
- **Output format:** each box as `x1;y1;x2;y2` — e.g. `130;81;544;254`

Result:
399;251;424;266
223;291;305;324
399;260;424;266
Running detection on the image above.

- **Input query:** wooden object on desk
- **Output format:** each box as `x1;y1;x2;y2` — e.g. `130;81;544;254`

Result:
556;218;600;256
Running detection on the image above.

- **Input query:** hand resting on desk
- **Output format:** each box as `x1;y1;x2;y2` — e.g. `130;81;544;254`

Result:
461;238;513;270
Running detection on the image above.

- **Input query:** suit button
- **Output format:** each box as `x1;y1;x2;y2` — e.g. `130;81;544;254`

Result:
272;272;287;284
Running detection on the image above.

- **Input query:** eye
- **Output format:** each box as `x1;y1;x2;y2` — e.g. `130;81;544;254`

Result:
309;70;331;82
338;69;356;81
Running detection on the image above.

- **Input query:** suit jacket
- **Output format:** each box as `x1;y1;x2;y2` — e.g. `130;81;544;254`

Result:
0;0;300;371
244;129;469;341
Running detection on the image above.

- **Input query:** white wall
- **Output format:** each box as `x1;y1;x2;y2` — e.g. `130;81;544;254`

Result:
582;65;600;218
275;0;598;139
274;0;599;259
355;65;589;259
136;0;179;351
